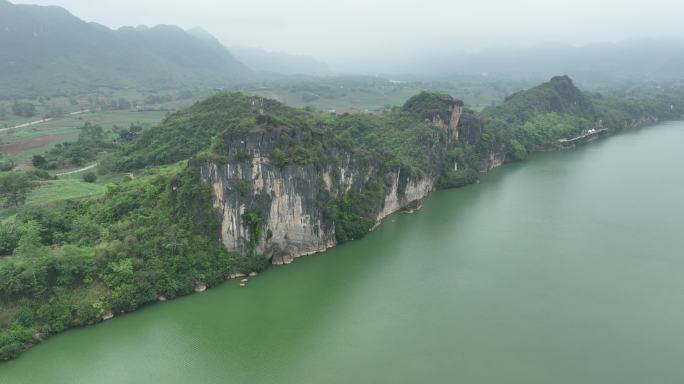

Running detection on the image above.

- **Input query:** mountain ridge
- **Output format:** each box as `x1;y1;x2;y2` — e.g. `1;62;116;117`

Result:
0;1;251;97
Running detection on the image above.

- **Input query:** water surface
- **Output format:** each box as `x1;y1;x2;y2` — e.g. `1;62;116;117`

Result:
3;122;684;383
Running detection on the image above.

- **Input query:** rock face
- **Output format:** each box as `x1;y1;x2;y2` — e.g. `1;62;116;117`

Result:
201;158;337;262
403;91;464;145
199;128;442;263
375;171;435;222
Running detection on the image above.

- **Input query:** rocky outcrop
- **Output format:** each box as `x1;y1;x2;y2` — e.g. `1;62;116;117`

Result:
404;92;464;144
376;171;435;221
458;113;484;146
196;82;669;264
201;158;337;263
199;129;441;264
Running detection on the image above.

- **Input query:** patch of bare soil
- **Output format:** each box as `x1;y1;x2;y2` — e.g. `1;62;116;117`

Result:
0;135;60;155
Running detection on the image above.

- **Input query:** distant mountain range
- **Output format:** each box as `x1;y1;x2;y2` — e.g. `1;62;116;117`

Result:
3;0;684;98
228;45;331;76
0;0;251;97
367;39;684;84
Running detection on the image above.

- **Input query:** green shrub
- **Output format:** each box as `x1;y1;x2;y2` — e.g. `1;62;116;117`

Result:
0;342;22;361
242;211;262;256
439;169;480;189
82;172;97;183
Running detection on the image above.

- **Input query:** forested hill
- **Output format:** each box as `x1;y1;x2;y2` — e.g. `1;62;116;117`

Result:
482;76;597;124
0;0;251;98
466;75;684;163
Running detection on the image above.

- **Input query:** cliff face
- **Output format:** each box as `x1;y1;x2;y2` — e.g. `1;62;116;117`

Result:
200;159;336;263
191;80;669;264
199;129;440;264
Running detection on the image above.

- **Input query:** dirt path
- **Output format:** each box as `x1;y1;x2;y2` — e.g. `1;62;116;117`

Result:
56;163;97;176
0;118;53;132
0;109;89;133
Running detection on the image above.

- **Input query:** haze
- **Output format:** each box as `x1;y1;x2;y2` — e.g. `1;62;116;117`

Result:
12;0;684;73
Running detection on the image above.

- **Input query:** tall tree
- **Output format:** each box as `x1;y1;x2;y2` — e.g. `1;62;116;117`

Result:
11;102;36;118
0;172;35;208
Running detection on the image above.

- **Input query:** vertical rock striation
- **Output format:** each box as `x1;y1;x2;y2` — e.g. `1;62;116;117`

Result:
198;113;456;263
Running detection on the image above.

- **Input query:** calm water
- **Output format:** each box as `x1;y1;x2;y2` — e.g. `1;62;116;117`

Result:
3;122;684;384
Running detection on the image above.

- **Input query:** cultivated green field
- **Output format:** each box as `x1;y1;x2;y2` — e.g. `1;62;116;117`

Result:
240;78;532;112
0;108;169;219
27;179;105;206
0;110;168;165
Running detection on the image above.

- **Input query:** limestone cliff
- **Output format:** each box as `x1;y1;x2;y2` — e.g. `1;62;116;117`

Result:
185;78;670;264
198;127;443;264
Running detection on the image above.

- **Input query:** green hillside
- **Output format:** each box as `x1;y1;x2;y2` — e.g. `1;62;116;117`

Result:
0;0;251;98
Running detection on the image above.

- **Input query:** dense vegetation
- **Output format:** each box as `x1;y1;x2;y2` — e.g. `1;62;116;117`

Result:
109;94;303;169
403;91;463;122
0;164;265;361
469;76;684;163
34;123;114;169
109;92;450;244
11;102;36;118
111;92;443;178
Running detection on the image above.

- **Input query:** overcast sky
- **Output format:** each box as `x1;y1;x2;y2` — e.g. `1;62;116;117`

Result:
13;0;684;71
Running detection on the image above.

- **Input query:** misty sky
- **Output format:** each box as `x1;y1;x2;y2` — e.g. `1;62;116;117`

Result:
13;0;684;71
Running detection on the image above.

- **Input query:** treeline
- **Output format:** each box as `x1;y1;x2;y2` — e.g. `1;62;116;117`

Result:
32;123;114;170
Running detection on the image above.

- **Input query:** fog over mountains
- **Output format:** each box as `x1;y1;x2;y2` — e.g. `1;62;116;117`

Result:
0;0;250;96
358;39;684;83
228;45;331;76
2;0;684;99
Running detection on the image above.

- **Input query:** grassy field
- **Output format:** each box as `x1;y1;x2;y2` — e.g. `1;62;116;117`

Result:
247;86;421;111
0;108;169;220
0;91;199;218
0;110;168;165
0;165;133;222
27;179;105;206
241;78;531;112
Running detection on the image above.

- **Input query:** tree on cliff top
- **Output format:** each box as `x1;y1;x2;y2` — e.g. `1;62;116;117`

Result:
402;91;463;122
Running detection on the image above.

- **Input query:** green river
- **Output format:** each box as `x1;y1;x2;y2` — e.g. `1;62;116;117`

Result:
2;121;684;383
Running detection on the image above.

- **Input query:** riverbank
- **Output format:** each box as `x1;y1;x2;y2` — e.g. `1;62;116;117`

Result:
0;114;670;363
3;120;683;383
